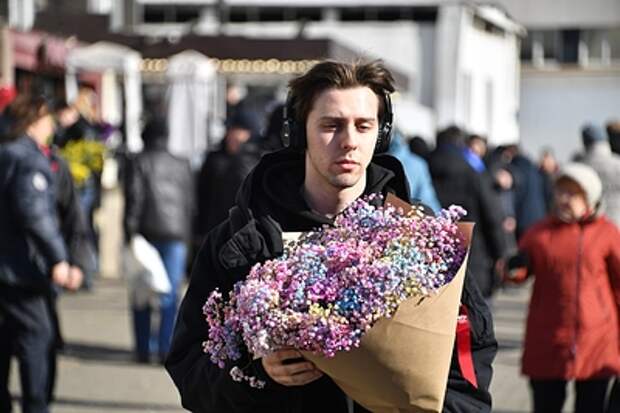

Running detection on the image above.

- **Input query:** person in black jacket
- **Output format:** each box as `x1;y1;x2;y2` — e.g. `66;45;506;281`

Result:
46;147;94;402
166;60;497;413
428;126;508;300
124;117;194;363
195;104;262;240
0;95;81;413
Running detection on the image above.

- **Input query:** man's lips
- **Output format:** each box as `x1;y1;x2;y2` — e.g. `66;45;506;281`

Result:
334;159;359;172
335;159;359;166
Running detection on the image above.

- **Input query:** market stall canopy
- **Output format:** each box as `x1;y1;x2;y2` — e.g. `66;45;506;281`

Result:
65;41;143;152
166;50;217;161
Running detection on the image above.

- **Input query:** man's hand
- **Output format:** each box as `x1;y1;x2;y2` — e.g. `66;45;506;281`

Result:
261;349;323;386
51;261;70;287
65;266;84;291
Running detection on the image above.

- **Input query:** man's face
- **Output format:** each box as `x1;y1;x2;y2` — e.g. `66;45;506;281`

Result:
305;87;379;192
57;107;79;128
225;127;251;153
469;138;487;158
28;113;56;146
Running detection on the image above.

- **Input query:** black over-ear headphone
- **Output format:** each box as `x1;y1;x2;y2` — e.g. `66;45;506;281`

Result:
281;90;394;154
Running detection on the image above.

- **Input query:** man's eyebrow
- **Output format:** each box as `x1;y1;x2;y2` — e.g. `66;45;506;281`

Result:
318;116;376;122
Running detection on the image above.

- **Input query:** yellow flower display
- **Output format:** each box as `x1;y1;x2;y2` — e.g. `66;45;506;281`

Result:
59;139;106;187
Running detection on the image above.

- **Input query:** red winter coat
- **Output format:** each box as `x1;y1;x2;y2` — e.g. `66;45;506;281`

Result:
518;215;620;380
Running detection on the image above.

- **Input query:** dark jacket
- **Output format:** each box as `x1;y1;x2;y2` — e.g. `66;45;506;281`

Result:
124;142;194;243
196;143;261;237
0;136;68;290
508;155;547;239
166;149;497;413
51;148;96;274
428;145;507;297
53;115;99;148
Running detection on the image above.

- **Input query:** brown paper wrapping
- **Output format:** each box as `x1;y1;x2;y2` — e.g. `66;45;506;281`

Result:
301;195;474;413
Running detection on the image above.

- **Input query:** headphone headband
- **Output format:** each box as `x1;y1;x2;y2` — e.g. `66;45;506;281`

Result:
282;90;393;154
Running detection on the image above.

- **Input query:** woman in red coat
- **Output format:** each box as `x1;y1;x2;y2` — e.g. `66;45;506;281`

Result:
510;162;620;413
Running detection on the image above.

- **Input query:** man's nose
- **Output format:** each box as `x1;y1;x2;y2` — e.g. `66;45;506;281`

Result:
340;123;359;150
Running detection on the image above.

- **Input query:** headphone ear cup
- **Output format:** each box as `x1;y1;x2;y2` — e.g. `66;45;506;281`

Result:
374;125;391;154
282;94;306;152
374;92;393;154
286;119;305;152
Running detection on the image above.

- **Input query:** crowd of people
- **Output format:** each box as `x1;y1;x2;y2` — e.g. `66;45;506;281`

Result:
1;60;620;413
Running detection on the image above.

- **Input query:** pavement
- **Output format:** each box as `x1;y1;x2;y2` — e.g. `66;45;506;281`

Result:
9;279;185;413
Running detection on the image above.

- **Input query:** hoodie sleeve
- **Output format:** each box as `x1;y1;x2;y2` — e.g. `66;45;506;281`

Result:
165;219;290;413
123;157;144;242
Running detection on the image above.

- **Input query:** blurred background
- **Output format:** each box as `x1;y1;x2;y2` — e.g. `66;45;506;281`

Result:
1;1;619;412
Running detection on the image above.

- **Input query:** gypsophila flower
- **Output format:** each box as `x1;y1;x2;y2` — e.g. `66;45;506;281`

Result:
202;195;467;387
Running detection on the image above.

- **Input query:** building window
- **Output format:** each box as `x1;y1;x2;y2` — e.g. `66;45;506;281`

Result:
143;5;201;24
339;7;365;22
559;29;580;63
337;6;436;22
256;7;288;22
223;6;436;23
608;28;620;61
227;7;248;23
175;6;201;23
143;5;169;23
522;28;620;67
295;7;322;22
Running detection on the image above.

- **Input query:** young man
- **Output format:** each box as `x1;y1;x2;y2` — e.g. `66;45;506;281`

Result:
166;60;496;412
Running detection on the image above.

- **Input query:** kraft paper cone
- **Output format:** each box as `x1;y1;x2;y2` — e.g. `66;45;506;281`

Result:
301;195;474;413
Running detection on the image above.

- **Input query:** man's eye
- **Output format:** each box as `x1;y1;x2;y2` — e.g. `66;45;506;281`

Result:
322;123;338;130
358;124;372;132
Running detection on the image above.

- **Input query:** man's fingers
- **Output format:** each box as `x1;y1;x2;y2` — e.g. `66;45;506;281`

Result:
269;361;315;378
283;369;323;386
273;349;302;362
261;350;324;387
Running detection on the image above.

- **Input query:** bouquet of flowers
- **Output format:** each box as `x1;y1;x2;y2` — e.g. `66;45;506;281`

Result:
202;194;470;409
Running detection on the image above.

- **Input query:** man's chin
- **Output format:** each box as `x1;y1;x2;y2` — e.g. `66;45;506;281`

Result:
328;175;361;189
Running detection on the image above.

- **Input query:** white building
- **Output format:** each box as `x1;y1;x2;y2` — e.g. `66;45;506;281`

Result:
493;0;620;161
102;0;523;145
6;1;619;158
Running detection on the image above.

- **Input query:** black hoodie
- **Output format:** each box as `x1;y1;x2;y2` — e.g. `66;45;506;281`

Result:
166;149;496;413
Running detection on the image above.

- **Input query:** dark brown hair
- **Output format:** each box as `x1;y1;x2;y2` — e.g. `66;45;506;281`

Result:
3;95;50;142
288;60;396;126
607;120;620;136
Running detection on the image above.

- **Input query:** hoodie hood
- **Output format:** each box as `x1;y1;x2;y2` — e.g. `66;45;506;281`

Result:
234;148;410;231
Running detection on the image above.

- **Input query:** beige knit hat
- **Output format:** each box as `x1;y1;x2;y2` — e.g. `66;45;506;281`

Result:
555;162;602;211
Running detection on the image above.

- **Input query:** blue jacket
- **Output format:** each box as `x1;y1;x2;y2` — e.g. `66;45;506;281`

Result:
0;136;67;290
388;134;441;212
